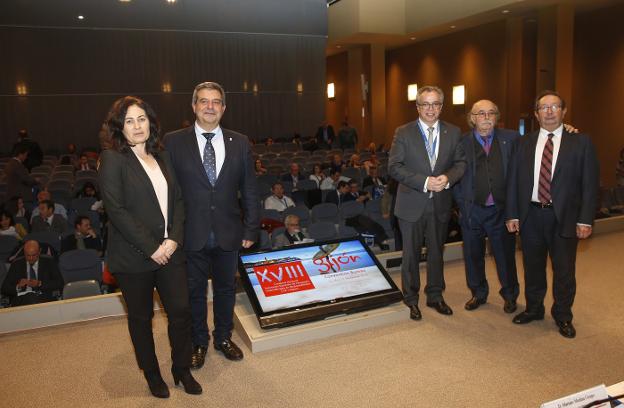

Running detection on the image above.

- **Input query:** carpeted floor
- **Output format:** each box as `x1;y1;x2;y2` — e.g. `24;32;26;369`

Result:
1;231;623;408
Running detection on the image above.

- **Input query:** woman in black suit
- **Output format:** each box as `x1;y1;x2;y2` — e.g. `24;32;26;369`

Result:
99;96;201;398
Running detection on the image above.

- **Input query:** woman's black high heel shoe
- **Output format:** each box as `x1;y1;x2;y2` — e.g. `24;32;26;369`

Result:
144;369;170;398
171;366;203;395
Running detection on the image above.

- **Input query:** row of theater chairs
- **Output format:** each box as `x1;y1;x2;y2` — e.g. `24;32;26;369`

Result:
0;212;101;261
0;249;104;307
254;222;361;251
261;199;384;226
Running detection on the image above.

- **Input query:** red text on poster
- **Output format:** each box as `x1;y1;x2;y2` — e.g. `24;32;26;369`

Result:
253;261;315;297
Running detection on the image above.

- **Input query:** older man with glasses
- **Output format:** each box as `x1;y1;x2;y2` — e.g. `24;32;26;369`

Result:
505;90;598;338
453;99;521;314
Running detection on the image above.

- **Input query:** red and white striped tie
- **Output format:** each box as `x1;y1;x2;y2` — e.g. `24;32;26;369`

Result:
538;133;554;204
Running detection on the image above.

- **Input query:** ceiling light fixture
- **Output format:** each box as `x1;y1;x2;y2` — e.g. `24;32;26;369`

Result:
166;0;177;3
450;25;456;29
77;15;84;20
410;37;416;40
336;45;342;48
502;9;510;14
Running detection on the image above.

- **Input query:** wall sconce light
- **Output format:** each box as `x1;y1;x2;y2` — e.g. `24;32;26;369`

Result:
16;83;28;95
243;81;248;92
407;84;418;101
252;83;259;94
297;82;303;93
327;83;335;99
162;82;172;93
452;85;465;105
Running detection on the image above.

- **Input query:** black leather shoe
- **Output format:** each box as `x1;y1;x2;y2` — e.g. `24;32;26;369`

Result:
171;366;202;395
190;345;207;370
426;300;453;315
408;305;422;321
556;321;576;339
144;369;170;399
214;339;244;361
512;311;544;324
464;297;486;311
503;299;517;314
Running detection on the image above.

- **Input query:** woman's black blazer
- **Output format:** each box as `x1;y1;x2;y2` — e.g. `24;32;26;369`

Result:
98;148;185;274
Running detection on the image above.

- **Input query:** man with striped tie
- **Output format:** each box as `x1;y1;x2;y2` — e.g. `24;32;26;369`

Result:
505;90;599;338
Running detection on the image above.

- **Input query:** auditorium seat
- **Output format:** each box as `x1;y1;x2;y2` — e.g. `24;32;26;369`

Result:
337;225;358;239
339;201;365;220
0;235;20;262
59;249;102;284
62;279;102;300
24;231;61;254
307;221;338;241
311;202;339;224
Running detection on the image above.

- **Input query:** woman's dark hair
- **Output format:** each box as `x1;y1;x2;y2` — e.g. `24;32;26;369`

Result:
0;210;15;227
105;96;162;155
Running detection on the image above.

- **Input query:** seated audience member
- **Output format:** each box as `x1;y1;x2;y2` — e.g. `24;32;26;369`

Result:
292;133;302;146
363;152;380;175
254;159;268;176
264;182;295;212
31;200;68;235
30;190;68;220
6;196;32;222
348;154;363;169
75;153;94;172
326;182;389;250
272;215;310;248
328;154;345;174
281;163;306;190
61;215;102;255
363;166;386;199
302;136;319;152
0;210;27;240
308;164;326;188
324;180;351;206
1;240;64;306
320;169;350;191
366;142;378;154
265;137;274;146
346;180;370;203
75;181;100;200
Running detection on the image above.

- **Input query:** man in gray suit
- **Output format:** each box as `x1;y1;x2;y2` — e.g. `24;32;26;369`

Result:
4;144;38;203
388;85;466;320
31;200;68;235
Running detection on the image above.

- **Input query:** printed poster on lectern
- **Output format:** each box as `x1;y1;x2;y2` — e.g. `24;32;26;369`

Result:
240;240;394;313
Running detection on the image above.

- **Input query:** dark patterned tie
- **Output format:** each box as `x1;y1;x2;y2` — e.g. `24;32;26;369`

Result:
538;133;554;204
202;132;216;185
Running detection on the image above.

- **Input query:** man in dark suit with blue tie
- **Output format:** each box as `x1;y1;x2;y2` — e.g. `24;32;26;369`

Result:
388;85;466;320
453;100;520;314
164;82;260;365
506;90;599;338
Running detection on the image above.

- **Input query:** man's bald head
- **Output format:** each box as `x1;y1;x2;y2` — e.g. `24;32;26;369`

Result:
468;99;500;136
24;240;41;264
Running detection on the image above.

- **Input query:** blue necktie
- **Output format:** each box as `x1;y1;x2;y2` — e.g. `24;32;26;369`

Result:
202;132;217;185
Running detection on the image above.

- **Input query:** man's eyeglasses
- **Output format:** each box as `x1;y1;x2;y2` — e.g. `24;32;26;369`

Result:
537;104;562;113
417;102;443;110
471;110;498;119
